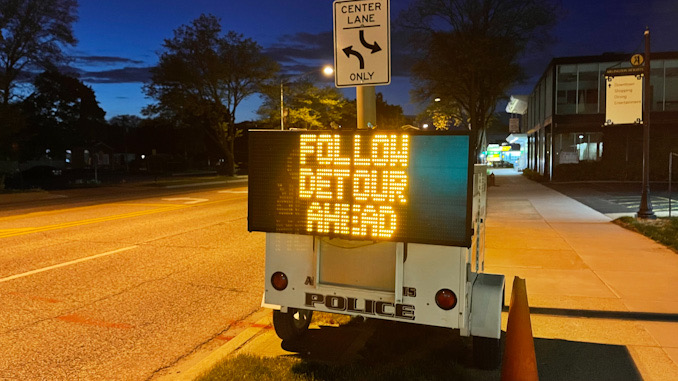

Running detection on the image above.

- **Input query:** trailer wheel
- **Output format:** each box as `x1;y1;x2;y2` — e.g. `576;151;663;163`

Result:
473;336;501;370
272;308;313;341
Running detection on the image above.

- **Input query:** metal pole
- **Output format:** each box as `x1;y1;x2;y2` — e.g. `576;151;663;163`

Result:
356;86;376;129
637;28;656;219
670;153;673;218
280;81;284;130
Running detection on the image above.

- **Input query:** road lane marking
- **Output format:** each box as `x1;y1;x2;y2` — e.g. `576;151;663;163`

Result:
0;246;138;283
164;178;247;189
0;205;185;239
0;195;245;239
162;197;209;204
218;190;248;194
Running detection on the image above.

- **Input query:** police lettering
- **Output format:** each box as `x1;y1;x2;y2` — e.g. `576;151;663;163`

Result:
305;292;415;320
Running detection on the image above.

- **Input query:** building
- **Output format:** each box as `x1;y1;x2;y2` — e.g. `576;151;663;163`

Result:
509;52;678;181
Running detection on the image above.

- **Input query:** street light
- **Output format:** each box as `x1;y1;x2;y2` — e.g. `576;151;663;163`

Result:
280;65;334;130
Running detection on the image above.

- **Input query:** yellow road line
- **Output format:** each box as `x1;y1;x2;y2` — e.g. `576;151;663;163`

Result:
0;193;247;239
0;205;185;239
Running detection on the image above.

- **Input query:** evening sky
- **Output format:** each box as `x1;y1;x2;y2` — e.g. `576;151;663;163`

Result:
69;0;678;121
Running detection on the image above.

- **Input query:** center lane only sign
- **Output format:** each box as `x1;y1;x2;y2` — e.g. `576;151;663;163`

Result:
333;0;390;87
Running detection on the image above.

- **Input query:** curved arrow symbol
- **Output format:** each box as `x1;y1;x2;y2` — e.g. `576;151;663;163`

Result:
343;46;365;69
359;30;381;53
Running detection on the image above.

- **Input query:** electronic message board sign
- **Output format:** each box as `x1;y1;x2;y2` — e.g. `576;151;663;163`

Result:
248;130;473;247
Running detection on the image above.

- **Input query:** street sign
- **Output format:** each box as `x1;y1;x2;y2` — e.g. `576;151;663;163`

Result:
333;0;390;87
604;73;643;125
631;53;644;66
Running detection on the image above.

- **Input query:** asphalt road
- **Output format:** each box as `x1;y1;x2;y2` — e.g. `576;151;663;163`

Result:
0;182;265;380
544;181;676;217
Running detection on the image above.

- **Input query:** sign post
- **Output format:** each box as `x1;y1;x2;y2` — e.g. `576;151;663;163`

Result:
333;0;390;129
638;29;655;219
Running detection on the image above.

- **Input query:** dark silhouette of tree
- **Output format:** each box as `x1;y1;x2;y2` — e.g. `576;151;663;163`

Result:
144;14;277;175
20;70;105;160
375;92;406;129
398;0;557;153
0;0;78;106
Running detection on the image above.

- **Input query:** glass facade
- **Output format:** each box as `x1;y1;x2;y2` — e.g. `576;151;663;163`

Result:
524;54;678;179
554;132;603;165
666;60;678;110
547;59;678;118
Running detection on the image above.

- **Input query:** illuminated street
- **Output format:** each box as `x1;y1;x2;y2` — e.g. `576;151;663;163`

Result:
0;183;264;380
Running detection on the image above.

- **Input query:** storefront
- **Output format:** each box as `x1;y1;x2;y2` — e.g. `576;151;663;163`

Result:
512;52;678;181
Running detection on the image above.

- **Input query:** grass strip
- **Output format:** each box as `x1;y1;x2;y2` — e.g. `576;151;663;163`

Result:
195;313;498;381
613;217;678;253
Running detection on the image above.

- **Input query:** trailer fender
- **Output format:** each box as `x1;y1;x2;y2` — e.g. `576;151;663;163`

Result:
261;292;282;311
470;273;505;339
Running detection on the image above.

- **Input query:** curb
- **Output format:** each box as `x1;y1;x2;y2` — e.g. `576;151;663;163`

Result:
174;316;272;381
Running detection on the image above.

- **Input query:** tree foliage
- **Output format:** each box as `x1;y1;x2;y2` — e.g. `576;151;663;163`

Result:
144;14;277;175
375;92;406;129
257;76;354;130
399;0;557;152
20;70;105;159
0;0;78;106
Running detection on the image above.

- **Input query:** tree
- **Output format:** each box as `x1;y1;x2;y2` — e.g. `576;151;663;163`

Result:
144;14;278;175
399;0;557;153
0;0;78;106
20;70;105;160
375;92;406;129
257;76;354;130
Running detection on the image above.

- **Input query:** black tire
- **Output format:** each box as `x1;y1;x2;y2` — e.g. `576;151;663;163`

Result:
272;308;313;341
473;335;501;370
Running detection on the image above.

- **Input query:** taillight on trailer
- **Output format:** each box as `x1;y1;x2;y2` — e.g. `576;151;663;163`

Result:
435;289;457;310
271;272;288;291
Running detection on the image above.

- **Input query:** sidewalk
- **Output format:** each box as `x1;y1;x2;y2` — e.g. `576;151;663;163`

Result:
486;169;678;380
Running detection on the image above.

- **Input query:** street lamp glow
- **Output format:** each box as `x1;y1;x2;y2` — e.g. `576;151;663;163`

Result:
434;97;441;102
423;124;429;129
323;66;334;76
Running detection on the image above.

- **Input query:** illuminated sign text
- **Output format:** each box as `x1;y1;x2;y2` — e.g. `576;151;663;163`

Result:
248;130;473;247
299;133;408;239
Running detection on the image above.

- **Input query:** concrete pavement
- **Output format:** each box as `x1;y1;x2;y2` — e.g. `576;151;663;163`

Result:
177;168;678;380
486;169;678;380
7;170;678;379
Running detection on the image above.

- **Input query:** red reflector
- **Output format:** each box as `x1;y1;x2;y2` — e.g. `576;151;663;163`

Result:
271;271;288;291
435;289;457;310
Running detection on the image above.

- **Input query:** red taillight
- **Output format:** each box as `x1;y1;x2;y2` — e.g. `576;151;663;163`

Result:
271;271;288;291
435;289;457;310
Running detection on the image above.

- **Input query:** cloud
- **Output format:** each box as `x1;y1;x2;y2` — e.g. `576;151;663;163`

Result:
264;31;334;66
264;30;415;77
73;55;145;66
78;66;153;84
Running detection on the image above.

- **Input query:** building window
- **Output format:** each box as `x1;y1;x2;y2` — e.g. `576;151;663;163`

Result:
554;132;603;164
556;64;577;115
577;63;599;114
651;60;665;111
665;59;678;111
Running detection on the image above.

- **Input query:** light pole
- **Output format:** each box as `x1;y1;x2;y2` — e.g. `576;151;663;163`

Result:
637;28;656;219
280;65;334;130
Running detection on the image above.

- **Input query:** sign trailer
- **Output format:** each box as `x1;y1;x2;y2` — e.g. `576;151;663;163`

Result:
247;0;505;371
249;130;506;369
